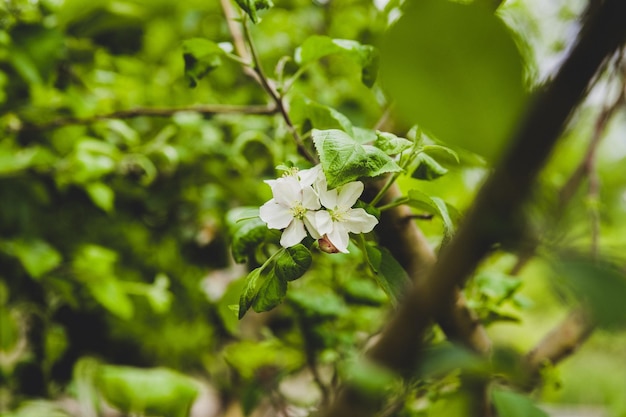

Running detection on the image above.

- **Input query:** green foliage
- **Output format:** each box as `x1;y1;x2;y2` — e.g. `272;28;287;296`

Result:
412;153;449;181
552;257;626;329
381;0;527;162
235;0;273;24
290;95;354;135
313;129;402;189
227;207;272;263
96;365;199;417
238;245;312;318
467;270;527;325
1;239;62;279
182;38;225;88
374;131;413;156
339;355;399;397
406;190;457;241
222;339;304;380
365;245;410;305
295;35;379;87
492;388;549;417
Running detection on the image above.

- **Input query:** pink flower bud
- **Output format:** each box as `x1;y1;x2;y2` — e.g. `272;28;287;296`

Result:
318;235;340;254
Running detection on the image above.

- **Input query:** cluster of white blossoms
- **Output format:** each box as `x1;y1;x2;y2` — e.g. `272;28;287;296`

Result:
259;165;379;253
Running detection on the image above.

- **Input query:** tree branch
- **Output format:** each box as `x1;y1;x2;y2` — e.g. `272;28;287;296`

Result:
523;308;593;388
369;181;492;355
16;104;277;131
321;1;626;415
220;0;317;163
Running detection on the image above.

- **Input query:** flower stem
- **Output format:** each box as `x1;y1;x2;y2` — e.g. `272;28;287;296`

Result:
369;172;401;207
376;197;410;212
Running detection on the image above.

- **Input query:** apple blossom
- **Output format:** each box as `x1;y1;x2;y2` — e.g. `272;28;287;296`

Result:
259;175;321;247
315;180;378;253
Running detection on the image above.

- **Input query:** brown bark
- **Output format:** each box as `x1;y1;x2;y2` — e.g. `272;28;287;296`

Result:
523;309;594;388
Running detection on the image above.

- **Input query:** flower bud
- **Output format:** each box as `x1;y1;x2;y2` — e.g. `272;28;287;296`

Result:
318;235;340;254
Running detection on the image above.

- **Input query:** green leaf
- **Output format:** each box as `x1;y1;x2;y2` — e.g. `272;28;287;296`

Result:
353;127;377;144
313;129;402;189
407;190;456;240
230;216;270;263
144;274;173;314
418;343;484;377
289;95;354;136
342;279;387;306
412;153;448;180
421;144;460;167
553;257;626;329
380;0;527;162
97;365;199;417
274;244;312;281
366;245;410;305
182;38;224;87
238;267;263;319
88;278;134;320
72;245;133;319
223;339;304;380
492;389;548;417
73;244;118;277
474;271;522;303
235;0;273;24
375;131;413;155
340;355;398;397
295;35;379;87
251;272;287;313
0;308;20;350
0;146;43;176
85;182;115;213
288;287;348;319
8;239;62;279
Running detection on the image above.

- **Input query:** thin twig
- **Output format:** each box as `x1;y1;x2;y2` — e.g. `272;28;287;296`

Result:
220;0;316;163
558;81;626;208
219;0;258;82
16;104;277;131
523;308;593;389
240;19;317;163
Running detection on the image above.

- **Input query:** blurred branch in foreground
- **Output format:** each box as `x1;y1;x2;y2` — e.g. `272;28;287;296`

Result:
321;1;626;416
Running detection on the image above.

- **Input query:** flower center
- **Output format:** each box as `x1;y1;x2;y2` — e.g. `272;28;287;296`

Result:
290;203;307;220
282;167;300;178
328;207;346;222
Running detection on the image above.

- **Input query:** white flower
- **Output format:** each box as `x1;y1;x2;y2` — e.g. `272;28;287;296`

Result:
315;180;378;253
296;164;324;187
259;176;322;248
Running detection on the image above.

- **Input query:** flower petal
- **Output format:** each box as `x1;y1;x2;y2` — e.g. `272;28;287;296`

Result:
280;219;307;247
326;223;350;253
298;164;323;187
342;208;378;233
314;210;333;236
337;181;364;209
301;185;321;210
260;200;293;229
271;176;302;207
304;211;321;239
318;186;338;209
